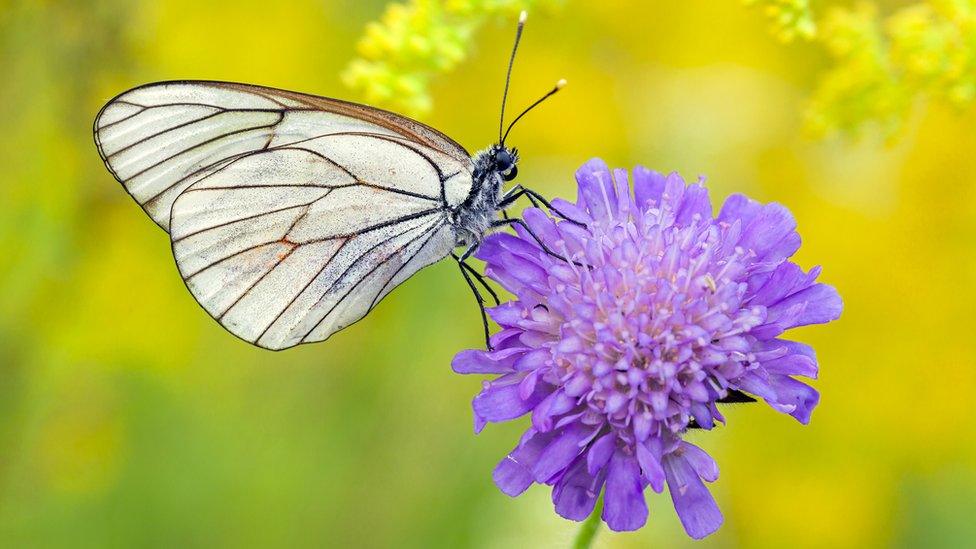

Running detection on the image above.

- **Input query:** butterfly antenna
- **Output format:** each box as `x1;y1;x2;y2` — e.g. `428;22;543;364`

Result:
501;78;567;144
499;10;527;144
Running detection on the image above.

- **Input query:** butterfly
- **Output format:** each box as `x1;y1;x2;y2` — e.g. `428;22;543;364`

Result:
93;11;576;351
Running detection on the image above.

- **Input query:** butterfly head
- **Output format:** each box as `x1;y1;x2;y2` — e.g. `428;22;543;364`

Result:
490;145;519;182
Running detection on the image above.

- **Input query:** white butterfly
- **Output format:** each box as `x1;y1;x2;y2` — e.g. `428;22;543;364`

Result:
93;12;570;351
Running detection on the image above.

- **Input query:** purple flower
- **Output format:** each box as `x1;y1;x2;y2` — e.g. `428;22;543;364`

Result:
452;159;842;538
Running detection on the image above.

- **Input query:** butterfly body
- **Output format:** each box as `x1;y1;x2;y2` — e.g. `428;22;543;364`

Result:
93;80;534;350
451;144;518;249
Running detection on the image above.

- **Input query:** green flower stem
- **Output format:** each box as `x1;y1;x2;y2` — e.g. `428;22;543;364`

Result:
572;495;604;549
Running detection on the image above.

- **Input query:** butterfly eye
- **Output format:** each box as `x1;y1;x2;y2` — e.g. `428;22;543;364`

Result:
502;165;518;181
495;149;514;171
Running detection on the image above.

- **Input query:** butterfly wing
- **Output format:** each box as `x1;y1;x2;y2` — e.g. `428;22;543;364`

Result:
93;80;474;230
94;81;473;349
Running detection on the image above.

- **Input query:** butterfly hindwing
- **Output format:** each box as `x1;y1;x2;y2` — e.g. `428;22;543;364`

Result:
170;146;456;349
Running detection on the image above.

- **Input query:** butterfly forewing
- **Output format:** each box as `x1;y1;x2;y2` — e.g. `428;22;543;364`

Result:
94;80;474;230
94;81;474;349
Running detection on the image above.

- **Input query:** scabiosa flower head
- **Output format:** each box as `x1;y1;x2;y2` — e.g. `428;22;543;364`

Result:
452;159;842;538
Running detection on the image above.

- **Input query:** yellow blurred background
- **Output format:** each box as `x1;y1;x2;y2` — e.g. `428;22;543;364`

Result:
2;1;975;547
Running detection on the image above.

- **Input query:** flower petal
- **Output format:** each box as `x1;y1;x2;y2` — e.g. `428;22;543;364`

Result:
514;348;550;371
768;375;820;424
766;282;843;329
611;168;634;217
734;371;778;402
553;455;606;521
532;424;590;483
472;374;545;423
762;352;818;379
531;389;577;432
451;348;521;374
632;166;667;210
739;203;798;261
486;302;523;327
717;193;761;226
587;432;616;475
494;230;548;262
602;448;648;531
493;429;555;496
488;327;524;350
522;207;561;245
575;158;616;221
677;441;719;482
636;442;665;492
776;338;817;361
550;198;591;225
663;452;723;539
749;262;819;306
675;183;712;226
658;172;686;226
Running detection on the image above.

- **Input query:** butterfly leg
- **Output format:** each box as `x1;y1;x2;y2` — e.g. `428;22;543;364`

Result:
500;184;540;210
500;187;537;221
453;251;496;350
460;260;500;307
501;184;542;208
456;244;502;306
491;218;587;268
499;186;587;227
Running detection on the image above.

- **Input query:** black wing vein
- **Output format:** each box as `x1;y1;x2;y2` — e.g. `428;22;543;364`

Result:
217;246;299;320
104;109;230;159
298;218;445;343
139;112;285;202
367;223;446;311
172;198;326;244
251;238;352;344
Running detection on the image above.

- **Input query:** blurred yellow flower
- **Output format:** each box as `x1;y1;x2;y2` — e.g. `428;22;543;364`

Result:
746;0;976;138
744;0;817;42
342;0;563;117
888;1;976;107
804;3;910;138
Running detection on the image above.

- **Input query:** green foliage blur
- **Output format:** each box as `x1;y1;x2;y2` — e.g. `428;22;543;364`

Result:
1;0;975;547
